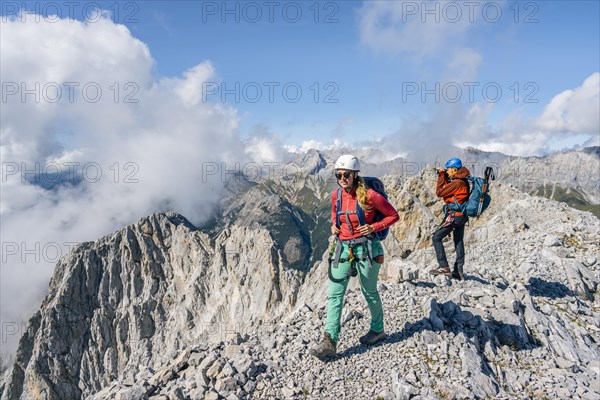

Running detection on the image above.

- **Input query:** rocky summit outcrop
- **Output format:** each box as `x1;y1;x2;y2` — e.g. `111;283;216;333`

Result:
1;213;304;400
325;146;600;216
2;163;599;400
493;147;600;216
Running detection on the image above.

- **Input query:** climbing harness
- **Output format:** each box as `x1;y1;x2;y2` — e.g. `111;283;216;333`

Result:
327;236;379;283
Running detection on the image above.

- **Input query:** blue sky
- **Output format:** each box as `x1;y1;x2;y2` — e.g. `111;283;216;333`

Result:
136;0;600;149
4;0;598;153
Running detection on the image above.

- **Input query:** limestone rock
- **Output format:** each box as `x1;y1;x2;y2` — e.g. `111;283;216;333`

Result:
3;155;599;400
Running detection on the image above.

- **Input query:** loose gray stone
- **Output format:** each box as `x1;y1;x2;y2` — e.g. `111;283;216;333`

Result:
392;371;417;400
115;385;148;400
544;235;562;247
4;168;600;400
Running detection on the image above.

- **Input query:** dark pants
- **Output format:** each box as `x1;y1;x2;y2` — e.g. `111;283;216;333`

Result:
432;215;467;274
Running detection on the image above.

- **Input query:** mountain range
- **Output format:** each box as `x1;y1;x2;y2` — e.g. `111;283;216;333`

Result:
1;147;599;399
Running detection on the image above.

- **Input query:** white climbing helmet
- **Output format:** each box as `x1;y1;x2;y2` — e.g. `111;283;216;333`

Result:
334;154;360;171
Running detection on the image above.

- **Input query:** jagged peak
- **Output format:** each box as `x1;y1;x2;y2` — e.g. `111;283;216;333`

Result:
287;148;329;176
113;212;197;241
54;212;200;269
137;211;198;231
581;146;599;156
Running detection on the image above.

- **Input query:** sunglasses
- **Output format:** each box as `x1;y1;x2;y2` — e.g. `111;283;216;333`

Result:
335;171;353;180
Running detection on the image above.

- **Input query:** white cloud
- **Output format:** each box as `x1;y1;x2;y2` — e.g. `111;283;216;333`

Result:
357;0;479;58
460;103;496;143
285;139;350;154
355;0;488;161
461;129;550;156
357;0;487;110
444;48;483;83
0;14;249;355
455;73;600;156
171;62;216;107
286;72;598;159
244;135;285;164
536;72;600;134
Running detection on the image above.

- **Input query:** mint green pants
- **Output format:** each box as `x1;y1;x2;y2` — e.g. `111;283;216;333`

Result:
325;240;384;342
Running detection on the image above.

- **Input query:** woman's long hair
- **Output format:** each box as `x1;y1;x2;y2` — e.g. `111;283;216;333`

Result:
355;177;372;211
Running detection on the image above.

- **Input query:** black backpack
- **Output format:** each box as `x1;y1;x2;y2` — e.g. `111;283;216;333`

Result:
335;177;390;240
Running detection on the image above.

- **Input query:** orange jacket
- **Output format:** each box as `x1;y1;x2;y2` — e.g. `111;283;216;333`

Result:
436;166;470;214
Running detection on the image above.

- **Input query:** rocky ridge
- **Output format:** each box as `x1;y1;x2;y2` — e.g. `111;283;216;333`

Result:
2;164;599;399
321;146;600;216
84;181;599;399
83;271;600;400
1;213;304;399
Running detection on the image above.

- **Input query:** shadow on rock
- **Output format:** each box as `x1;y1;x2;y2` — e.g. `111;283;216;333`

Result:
525;277;573;299
336;300;539;360
409;281;437;289
461;274;508;290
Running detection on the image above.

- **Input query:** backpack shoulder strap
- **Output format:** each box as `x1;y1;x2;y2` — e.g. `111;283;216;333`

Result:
335;187;342;228
463;177;471;195
356;200;366;226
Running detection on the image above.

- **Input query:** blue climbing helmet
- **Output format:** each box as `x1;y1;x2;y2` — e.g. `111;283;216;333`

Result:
445;157;462;169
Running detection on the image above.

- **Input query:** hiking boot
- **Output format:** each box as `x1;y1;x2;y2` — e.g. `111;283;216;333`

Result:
430;266;451;276
452;271;465;281
309;332;336;360
359;330;386;346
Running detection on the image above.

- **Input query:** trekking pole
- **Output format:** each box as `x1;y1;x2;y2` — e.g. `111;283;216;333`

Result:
477;167;495;217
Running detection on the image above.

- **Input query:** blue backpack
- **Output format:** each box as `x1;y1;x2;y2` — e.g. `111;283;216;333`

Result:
448;167;494;217
335;177;390;240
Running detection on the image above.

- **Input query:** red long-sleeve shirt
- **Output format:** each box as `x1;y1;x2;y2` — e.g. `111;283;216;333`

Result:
331;188;399;240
